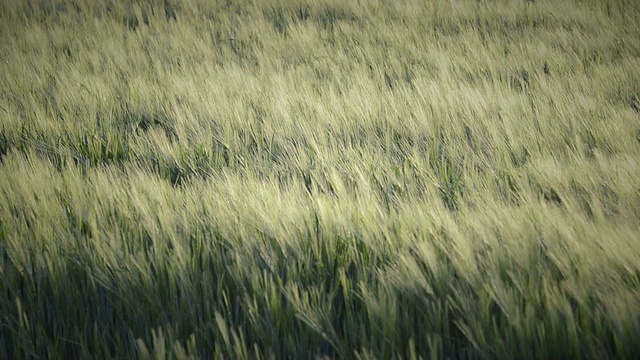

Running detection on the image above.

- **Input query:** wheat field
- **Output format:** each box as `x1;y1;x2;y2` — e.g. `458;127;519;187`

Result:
1;0;639;358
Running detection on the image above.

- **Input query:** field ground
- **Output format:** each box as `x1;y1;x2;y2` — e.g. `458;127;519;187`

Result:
1;0;640;358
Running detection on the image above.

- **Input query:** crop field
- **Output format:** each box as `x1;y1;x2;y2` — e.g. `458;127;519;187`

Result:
1;0;640;358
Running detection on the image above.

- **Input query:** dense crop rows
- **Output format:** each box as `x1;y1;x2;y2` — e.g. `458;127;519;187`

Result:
1;0;639;358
